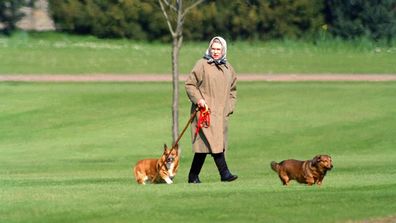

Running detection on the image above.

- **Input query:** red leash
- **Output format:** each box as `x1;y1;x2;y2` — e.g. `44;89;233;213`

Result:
195;105;210;136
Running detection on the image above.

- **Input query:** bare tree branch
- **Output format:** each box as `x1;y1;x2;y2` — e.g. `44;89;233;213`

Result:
175;0;183;35
163;0;177;12
182;0;204;18
158;0;176;36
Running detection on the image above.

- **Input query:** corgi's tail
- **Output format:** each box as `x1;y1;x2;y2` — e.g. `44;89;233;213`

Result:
133;165;138;181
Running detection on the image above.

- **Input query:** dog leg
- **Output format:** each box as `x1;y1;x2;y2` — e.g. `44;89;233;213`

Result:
317;178;324;186
135;171;147;185
281;176;289;186
317;174;325;185
168;163;175;180
306;178;315;186
142;176;149;184
278;171;290;186
136;176;148;185
164;176;173;184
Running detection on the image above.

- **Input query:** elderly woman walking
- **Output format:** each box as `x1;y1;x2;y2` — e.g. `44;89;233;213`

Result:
185;36;238;183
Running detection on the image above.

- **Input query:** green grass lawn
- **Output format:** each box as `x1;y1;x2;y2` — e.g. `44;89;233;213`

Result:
1;82;395;223
0;32;395;74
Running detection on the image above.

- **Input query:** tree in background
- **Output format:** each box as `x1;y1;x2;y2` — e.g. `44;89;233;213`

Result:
48;0;325;41
48;0;160;39
183;0;324;41
158;0;204;145
0;0;32;35
324;0;396;42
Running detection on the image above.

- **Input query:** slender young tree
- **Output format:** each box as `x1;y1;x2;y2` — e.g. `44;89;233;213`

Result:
158;0;204;146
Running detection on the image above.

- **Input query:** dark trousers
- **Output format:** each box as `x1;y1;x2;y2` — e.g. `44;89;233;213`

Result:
188;153;207;181
188;152;235;182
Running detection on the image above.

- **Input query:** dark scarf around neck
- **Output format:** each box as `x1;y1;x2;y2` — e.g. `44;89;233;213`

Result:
203;54;227;66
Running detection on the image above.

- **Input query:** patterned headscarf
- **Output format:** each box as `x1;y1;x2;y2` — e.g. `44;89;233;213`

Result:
203;36;227;65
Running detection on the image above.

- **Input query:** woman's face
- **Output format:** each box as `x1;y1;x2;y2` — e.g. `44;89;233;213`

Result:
210;42;223;60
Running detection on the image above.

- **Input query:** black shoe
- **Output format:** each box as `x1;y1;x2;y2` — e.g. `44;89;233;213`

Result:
221;173;238;182
188;175;201;184
188;178;201;184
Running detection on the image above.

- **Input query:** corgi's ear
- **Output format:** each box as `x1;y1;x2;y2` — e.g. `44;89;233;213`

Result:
173;144;179;155
163;144;168;151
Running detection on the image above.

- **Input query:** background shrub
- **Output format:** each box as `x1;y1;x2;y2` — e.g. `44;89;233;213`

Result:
48;0;324;41
324;0;396;42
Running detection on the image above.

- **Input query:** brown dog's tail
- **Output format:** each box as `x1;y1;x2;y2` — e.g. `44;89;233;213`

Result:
270;161;280;172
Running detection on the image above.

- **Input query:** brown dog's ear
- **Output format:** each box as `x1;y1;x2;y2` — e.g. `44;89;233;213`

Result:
312;155;321;165
163;144;168;151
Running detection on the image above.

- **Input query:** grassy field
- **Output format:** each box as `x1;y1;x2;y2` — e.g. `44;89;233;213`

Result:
1;81;395;223
0;32;395;74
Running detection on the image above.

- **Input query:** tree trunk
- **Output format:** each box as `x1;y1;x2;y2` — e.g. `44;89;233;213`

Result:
171;0;184;146
158;0;204;147
171;36;181;144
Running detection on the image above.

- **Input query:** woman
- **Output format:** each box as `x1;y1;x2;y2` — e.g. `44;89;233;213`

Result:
185;36;238;183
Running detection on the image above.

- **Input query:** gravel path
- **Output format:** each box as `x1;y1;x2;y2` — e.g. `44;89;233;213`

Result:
1;74;396;82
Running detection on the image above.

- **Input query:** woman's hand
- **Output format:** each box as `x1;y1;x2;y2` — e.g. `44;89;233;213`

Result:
198;99;207;108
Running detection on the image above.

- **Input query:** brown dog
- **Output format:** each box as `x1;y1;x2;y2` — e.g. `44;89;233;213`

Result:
270;155;333;186
133;144;179;185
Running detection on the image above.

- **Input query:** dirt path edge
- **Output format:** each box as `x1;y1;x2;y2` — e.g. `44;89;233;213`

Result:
1;74;396;82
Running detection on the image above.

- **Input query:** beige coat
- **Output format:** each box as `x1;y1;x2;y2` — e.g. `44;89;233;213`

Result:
185;58;237;154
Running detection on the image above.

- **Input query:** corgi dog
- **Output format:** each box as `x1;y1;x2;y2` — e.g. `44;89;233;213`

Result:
133;144;179;184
